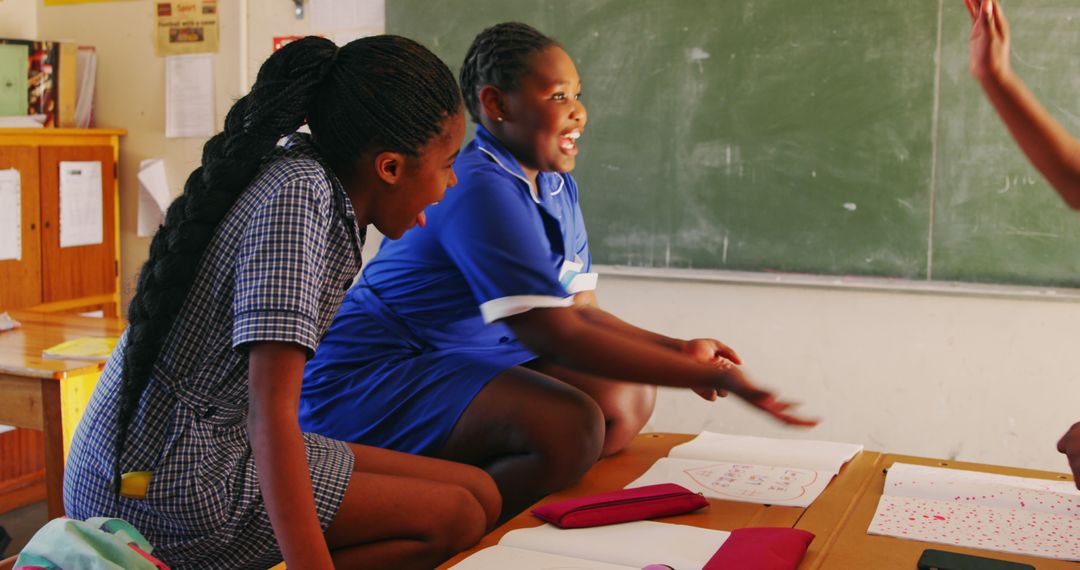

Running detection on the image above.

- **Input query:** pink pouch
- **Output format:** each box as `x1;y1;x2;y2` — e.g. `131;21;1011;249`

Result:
531;483;708;529
703;527;815;570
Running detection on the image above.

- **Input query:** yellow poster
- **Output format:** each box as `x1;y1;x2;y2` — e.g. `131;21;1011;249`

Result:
45;0;138;5
155;0;219;56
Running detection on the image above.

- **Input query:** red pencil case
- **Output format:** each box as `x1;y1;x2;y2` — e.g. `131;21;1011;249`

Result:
703;527;815;570
530;483;708;529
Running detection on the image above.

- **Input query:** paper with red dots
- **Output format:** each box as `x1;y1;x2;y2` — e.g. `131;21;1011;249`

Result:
868;463;1080;560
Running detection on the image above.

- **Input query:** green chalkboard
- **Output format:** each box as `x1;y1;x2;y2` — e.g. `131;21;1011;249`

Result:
387;0;1080;286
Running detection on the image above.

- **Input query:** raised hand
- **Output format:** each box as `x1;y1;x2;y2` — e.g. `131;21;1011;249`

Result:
965;0;1011;83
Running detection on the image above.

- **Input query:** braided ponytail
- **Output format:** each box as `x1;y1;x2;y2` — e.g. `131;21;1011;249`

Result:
115;35;461;491
460;22;558;124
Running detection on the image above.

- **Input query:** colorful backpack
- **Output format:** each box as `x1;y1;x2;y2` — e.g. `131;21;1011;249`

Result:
14;517;168;570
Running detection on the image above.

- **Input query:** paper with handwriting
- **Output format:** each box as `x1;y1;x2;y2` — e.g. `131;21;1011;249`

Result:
625;432;862;507
868;463;1080;560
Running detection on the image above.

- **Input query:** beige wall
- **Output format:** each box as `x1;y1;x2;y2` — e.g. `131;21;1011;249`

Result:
37;0;244;305
0;0;37;39
20;0;1080;475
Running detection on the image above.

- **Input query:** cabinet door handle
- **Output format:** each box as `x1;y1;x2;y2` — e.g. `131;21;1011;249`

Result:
30;223;36;230
44;221;51;229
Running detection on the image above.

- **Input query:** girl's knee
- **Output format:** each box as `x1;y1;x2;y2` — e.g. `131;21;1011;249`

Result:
599;385;655;457
623;384;657;432
538;391;605;488
462;464;502;530
427;485;488;556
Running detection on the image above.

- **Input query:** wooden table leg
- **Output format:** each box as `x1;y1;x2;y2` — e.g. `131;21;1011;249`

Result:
40;380;64;519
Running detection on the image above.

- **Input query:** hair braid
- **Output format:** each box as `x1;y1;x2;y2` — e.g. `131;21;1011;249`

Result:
460;22;558;123
114;35;461;491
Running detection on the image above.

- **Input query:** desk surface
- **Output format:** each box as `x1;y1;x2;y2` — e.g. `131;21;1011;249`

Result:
442;434;1077;569
0;310;125;379
441;432;872;569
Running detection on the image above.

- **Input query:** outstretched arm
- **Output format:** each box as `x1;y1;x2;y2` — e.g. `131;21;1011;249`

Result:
966;0;1080;208
573;293;741;401
505;306;815;426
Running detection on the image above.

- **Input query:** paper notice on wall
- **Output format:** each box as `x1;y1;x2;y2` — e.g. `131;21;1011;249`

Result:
59;161;103;248
165;54;214;138
137;158;172;237
0;169;21;261
155;0;220;56
310;0;384;32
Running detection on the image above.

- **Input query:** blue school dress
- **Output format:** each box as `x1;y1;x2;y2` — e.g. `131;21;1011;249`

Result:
63;135;365;570
300;125;597;455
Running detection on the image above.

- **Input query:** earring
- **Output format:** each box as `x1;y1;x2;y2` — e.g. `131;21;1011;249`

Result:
496;117;504;122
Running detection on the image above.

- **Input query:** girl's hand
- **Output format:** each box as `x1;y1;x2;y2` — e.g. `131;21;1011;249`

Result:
683;338;742;401
965;0;1012;83
1057;422;1080;490
716;367;819;427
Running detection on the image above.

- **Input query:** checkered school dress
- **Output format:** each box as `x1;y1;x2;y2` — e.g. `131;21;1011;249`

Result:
63;134;365;570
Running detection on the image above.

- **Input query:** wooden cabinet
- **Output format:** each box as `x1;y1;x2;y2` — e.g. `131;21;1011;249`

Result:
0;129;124;515
0;129;123;316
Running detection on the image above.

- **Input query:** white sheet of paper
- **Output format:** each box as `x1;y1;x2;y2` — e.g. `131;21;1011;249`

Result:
868;463;1080;560
0;169;21;261
669;431;863;471
449;545;636;570
137;158;172;237
499;521;729;570
58;161;103;248
166;54;215;138
310;0;384;32
627;457;834;507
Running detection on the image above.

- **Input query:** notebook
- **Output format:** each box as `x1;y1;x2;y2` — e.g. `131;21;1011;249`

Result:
626;431;863;507
449;521;730;570
42;336;117;361
868;463;1080;561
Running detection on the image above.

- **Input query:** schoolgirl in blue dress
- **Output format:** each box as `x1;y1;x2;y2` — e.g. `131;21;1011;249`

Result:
301;23;815;522
63;36;498;570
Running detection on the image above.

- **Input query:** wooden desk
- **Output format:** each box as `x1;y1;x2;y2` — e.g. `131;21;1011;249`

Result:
0;310;125;519
440;432;876;569
797;453;1078;569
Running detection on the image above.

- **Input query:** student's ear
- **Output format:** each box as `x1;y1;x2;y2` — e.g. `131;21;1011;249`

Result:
374;151;408;185
478;84;509;123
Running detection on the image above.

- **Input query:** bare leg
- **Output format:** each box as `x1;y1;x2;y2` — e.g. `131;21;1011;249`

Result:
324;472;487;569
524;359;656;457
345;442;501;529
437;366;606;524
323;446;500;568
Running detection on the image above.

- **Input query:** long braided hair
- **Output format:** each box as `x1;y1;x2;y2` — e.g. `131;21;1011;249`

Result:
459;22;558;123
114;35;461;490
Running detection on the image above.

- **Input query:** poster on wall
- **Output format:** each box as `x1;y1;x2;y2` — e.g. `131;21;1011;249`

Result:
155;0;219;56
45;0;140;5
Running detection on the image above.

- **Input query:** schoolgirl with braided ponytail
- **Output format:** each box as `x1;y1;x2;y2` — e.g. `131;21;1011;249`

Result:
63;35;499;570
302;21;816;525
